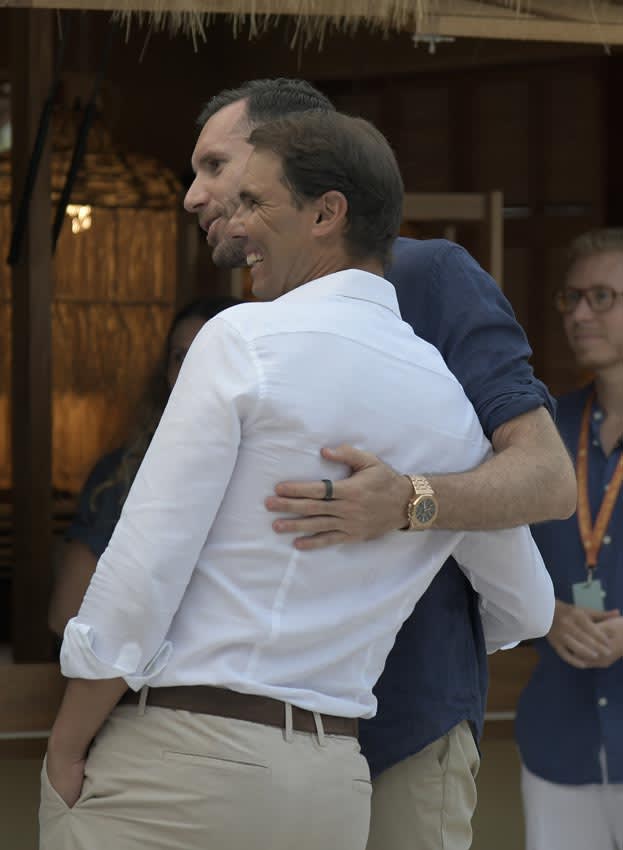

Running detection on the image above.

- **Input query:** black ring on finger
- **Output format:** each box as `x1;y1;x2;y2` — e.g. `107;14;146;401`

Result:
322;479;334;501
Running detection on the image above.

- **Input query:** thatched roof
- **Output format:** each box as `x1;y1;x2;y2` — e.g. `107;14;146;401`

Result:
0;109;181;208
2;1;623;45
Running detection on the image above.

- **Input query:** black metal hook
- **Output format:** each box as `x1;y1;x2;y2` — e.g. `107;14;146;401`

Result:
51;22;116;252
6;14;73;267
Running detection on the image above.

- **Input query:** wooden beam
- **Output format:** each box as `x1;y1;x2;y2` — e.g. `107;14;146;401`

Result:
9;9;55;662
402;191;504;282
403;192;486;222
502;0;623;26
427;13;623;45
483;189;504;286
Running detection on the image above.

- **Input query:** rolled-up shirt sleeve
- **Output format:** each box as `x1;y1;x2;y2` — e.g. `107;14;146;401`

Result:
60;315;259;688
390;241;556;438
453;526;555;654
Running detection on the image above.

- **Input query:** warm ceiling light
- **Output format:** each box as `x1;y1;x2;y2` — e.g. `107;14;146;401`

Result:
66;204;92;234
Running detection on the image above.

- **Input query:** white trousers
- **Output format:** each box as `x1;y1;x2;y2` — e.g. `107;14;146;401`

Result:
521;761;623;850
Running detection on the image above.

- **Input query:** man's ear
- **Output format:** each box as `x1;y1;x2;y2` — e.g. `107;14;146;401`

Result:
311;191;348;237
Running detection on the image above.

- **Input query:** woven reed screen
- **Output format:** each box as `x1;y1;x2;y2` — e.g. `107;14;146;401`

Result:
0;142;180;493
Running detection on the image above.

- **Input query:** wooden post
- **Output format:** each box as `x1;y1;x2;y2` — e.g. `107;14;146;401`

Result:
176;205;200;309
9;9;54;661
483;190;504;288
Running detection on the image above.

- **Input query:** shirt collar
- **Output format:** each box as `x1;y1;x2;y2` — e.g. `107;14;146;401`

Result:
276;269;401;319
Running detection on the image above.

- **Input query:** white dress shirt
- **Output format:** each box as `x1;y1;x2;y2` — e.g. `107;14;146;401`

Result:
61;270;554;719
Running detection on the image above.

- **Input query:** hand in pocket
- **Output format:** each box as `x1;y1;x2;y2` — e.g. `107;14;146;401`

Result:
45;751;87;809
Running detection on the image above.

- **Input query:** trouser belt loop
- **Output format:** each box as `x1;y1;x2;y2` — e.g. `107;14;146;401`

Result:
117;686;358;739
313;711;327;747
284;702;294;743
137;685;149;716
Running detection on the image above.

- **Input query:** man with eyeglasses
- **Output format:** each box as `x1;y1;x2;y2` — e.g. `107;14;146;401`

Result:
516;228;623;850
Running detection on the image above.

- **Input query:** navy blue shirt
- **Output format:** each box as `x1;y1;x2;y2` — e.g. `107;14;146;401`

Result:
360;238;554;777
516;385;623;785
66;448;126;559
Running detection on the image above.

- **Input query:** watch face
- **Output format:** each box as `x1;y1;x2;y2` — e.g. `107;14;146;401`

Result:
414;497;437;525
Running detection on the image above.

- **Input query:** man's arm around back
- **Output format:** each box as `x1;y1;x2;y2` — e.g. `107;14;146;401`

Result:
266;406;576;550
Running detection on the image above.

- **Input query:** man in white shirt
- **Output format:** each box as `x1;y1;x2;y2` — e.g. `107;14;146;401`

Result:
41;110;554;850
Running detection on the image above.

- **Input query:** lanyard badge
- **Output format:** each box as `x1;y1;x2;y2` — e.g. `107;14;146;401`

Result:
572;392;623;611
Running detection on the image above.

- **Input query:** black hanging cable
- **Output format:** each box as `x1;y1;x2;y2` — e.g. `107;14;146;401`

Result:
51;23;116;252
7;15;72;266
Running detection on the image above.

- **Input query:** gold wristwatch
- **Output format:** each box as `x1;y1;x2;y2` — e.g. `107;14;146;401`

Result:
403;475;439;530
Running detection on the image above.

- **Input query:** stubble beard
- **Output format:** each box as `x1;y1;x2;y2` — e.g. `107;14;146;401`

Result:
211;236;247;269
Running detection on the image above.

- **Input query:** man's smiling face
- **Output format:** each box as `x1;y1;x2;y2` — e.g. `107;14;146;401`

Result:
184;99;253;268
229;148;323;301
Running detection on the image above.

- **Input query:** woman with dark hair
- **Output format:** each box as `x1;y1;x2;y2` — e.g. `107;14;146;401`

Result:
48;296;240;637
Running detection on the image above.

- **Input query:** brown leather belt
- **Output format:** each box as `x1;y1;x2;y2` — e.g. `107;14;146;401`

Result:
118;685;358;738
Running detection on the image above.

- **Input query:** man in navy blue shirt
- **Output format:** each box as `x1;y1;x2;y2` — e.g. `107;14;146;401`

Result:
184;78;576;850
516;229;623;850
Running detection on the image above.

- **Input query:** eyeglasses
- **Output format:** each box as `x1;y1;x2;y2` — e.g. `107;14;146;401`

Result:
554;286;623;314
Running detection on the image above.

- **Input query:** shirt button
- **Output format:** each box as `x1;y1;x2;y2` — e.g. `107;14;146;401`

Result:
603;535;612;545
593;439;600;447
598;697;608;707
593;411;603;421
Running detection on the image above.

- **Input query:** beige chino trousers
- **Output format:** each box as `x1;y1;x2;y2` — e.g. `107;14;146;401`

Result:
366;720;480;850
39;704;371;850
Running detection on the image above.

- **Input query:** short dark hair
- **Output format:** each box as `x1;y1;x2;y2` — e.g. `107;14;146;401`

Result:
197;78;334;128
249;111;403;267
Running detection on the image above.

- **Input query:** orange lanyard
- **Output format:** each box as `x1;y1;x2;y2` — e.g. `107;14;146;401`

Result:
576;391;623;575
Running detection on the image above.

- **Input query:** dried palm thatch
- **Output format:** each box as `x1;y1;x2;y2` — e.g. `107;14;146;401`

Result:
0;110;181;492
3;1;623;46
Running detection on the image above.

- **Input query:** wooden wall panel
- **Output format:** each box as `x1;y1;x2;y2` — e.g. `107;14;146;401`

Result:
545;67;605;208
471;76;535;203
500;220;534;328
391;84;451;193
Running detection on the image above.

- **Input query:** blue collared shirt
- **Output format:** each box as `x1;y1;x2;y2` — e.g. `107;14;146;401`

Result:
516;385;623;785
361;238;555;777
